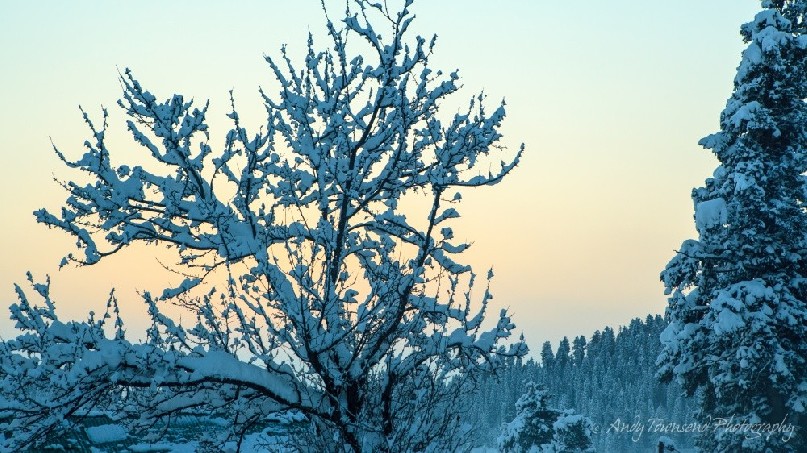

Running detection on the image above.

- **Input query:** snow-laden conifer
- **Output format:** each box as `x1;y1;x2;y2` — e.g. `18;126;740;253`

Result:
659;1;806;450
497;382;593;453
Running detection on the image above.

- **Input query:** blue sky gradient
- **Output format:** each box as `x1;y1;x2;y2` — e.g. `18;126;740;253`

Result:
0;0;759;350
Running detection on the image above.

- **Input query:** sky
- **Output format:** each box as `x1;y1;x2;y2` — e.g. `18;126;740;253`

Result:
0;0;760;353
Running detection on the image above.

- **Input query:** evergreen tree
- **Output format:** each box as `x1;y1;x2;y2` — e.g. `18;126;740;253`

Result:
572;335;586;366
498;382;556;452
461;315;696;450
600;327;615;358
552;411;594;452
555;336;571;370
587;330;602;360
659;1;807;451
497;382;593;453
540;341;556;369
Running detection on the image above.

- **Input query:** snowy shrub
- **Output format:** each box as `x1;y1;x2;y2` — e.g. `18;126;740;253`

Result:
551;411;594;452
497;382;593;453
656;435;678;452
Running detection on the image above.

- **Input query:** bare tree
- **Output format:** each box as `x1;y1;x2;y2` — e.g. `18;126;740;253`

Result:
0;1;526;451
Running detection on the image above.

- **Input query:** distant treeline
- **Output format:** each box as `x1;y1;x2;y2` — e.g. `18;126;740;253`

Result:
463;314;696;451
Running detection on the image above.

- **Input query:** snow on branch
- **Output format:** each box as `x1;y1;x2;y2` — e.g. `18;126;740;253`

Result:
5;1;527;451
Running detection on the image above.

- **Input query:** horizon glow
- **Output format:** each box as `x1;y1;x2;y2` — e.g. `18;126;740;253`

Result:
0;0;760;352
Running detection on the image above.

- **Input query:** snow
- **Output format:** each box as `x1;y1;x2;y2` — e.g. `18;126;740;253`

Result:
85;424;129;444
733;173;755;192
123;430;296;453
177;351;302;404
129;442;197;452
657;435;676;449
159;277;202;300
694;197;726;233
713;303;744;335
0;1;528;450
727;101;762;129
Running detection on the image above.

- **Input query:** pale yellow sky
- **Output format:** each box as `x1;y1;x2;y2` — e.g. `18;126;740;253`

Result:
0;1;760;351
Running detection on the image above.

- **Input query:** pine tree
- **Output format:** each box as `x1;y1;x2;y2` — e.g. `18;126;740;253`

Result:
556;336;571;370
659;1;807;450
552;411;594;452
600;327;615;358
572;335;586;366
463;316;698;450
540;340;556;370
497;382;593;453
587;330;602;360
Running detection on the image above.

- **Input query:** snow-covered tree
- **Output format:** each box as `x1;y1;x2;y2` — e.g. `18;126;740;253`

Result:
659;0;806;451
540;341;555;369
571;335;586;367
458;315;696;450
555;336;571;370
657;436;678;453
498;383;555;453
551;411;595;452
497;382;593;453
0;1;527;451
